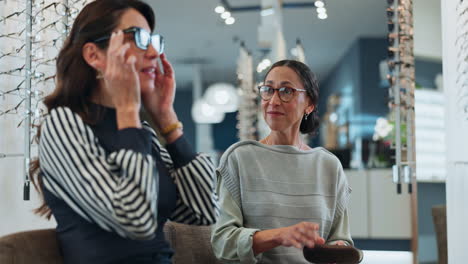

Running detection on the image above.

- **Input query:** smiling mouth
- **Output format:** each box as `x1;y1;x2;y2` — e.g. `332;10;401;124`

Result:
141;68;155;73
267;111;284;115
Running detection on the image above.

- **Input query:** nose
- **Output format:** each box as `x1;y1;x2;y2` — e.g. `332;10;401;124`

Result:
269;90;281;105
146;43;159;59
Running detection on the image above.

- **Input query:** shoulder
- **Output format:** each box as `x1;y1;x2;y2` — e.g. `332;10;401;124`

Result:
299;147;345;179
43;106;87;133
219;140;262;166
45;106;83;125
311;147;342;167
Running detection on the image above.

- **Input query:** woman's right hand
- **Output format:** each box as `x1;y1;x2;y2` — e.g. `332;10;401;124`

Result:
275;222;325;249
103;30;141;112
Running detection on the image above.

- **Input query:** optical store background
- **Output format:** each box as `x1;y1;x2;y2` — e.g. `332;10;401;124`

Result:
1;0;467;263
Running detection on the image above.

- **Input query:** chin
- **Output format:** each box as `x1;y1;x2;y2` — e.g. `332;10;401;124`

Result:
265;120;287;132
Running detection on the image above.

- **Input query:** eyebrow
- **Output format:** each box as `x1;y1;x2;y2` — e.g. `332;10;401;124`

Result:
265;80;295;86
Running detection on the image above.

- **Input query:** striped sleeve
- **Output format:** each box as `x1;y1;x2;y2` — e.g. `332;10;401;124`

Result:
169;153;220;225
142;123;219;225
39;107;159;240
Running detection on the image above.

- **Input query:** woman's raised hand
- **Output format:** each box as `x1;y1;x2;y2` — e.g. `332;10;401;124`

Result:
103;31;141;112
142;53;177;129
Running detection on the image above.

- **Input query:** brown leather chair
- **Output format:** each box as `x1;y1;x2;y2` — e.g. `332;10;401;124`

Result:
163;222;221;264
0;222;221;264
0;229;63;264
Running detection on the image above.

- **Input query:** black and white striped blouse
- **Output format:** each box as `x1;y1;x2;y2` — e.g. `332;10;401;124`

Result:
39;106;219;240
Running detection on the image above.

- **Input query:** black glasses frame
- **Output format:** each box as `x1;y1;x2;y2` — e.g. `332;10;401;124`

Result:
93;27;164;53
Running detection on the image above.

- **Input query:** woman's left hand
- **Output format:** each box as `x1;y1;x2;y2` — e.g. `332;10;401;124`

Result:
142;53;178;128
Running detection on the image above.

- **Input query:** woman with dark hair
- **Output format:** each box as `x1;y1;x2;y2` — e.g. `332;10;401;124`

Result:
211;60;352;263
30;0;218;263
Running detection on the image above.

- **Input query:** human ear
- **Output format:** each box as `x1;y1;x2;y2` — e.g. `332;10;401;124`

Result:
82;42;106;72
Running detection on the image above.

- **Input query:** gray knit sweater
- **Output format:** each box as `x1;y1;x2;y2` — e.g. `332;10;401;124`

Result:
213;140;352;264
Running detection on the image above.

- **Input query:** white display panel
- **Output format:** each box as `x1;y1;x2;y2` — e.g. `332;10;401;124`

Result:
415;89;446;182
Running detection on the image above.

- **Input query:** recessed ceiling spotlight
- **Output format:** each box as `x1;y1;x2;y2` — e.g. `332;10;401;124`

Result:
318;12;328;19
215;5;225;14
225;17;235;25
315;1;325;8
317;7;326;14
221;11;231;19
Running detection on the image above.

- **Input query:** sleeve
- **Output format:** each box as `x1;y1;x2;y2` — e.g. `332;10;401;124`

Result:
140;123;219;226
327;163;353;246
166;136;219;225
210;174;261;264
39;107;159;240
326;209;353;246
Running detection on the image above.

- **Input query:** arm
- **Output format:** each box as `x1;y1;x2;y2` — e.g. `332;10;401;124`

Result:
326;209;353;246
211;175;261;263
39;107;158;240
326;163;353;246
166;136;219;225
211;158;326;263
141;122;219;225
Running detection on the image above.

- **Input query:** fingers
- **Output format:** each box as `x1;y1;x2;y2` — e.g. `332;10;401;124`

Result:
284;222;325;249
281;225;308;248
102;30;141;108
332;240;346;246
107;31;123;54
126;55;137;75
160;53;174;77
106;31;135;81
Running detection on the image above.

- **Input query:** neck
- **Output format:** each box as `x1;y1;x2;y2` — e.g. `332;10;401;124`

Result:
266;129;304;149
90;81;115;108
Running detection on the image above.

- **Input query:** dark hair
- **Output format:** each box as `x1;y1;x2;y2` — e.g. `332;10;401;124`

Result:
30;0;155;218
263;59;320;135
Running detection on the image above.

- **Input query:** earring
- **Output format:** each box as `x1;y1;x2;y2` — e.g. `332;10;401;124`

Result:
96;70;104;80
304;113;309;120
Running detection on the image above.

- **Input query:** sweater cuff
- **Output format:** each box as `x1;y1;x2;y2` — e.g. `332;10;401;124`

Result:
116;128;152;155
165;135;197;168
238;228;262;263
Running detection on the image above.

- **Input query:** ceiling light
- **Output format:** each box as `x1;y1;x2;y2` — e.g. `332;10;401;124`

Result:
315;1;325;8
318;13;328;19
225;17;235;25
221;11;231;19
290;47;298;57
205;83;239;112
317;7;327;14
215;5;225;14
192;99;225;123
256;59;272;73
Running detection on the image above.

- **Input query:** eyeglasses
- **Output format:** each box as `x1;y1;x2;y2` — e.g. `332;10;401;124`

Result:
257;85;307;102
93;27;165;53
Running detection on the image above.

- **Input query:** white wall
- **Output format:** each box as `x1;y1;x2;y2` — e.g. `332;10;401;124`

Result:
414;0;443;60
441;0;468;262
